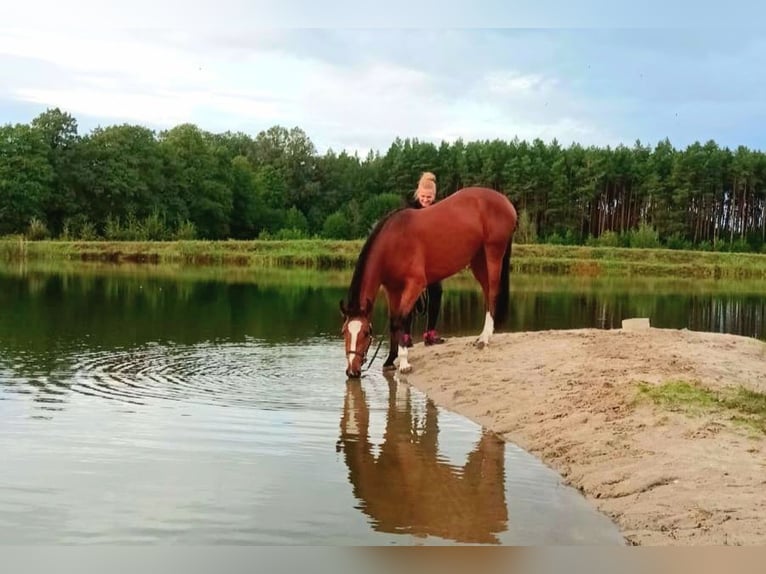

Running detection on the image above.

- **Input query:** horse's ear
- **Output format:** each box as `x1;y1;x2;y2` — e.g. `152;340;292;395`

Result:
363;298;373;317
339;299;348;317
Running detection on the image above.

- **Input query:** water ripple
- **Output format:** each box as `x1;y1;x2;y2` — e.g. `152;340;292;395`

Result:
1;341;318;411
0;338;624;545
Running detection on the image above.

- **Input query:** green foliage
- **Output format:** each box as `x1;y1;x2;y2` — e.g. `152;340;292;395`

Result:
543;229;580;245
283;206;309;236
360;193;402;234
26;217;50;240
229;155;261;239
79;221;99;240
515;209;537;244
173;220;198;240
322;211;353;239
627;221;661;249
142;211;167;241
728;238;751;253
544;232;564;245
3;107;766;253
103;211;193;241
61;215;99;240
664;232;692;250
0;123;53;235
270;228;308;240
587;230;621;247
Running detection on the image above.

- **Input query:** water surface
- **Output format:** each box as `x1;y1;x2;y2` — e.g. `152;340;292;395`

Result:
2;265;764;544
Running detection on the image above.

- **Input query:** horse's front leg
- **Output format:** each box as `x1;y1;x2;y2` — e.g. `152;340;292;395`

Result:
383;314;413;374
395;283;426;373
382;314;400;372
393;313;413;373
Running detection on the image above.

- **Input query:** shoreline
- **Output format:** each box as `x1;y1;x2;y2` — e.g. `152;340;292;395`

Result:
3;239;766;279
400;327;766;545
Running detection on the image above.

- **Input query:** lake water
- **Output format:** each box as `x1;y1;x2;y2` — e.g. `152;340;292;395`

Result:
1;264;764;545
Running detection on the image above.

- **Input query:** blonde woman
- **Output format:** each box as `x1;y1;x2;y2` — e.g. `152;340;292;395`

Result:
412;171;437;208
404;171;445;346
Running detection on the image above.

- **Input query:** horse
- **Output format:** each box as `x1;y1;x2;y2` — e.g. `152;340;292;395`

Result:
340;186;518;378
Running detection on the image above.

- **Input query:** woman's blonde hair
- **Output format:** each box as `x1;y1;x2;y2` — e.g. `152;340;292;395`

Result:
413;171;437;198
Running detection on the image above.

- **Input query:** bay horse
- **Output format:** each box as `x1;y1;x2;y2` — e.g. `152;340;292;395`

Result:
340;186;518;378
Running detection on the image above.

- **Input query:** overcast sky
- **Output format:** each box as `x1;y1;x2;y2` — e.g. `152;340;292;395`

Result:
2;1;764;155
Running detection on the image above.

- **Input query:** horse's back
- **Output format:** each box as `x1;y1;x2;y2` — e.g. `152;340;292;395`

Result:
447;186;517;224
425;186;517;241
378;186;516;283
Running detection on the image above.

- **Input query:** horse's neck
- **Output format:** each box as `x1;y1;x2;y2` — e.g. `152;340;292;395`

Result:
358;250;383;307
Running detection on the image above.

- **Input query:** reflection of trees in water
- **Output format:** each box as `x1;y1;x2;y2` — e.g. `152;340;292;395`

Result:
0;272;346;361
687;296;766;340
0;273;351;406
2;271;765;385
439;289;766;340
337;378;508;544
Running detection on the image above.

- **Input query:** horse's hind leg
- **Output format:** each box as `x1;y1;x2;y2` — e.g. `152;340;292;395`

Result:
402;309;414;348
470;245;503;349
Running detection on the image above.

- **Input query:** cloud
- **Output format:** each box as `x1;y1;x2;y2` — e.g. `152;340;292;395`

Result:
485;71;557;97
8;26;764;154
8;0;762;28
0;27;616;153
0;29;295;128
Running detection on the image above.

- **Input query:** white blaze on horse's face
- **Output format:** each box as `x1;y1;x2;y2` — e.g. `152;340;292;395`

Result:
346;319;362;370
343;317;372;378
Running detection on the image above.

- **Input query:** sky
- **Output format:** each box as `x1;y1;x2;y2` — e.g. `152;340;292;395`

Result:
2;1;766;156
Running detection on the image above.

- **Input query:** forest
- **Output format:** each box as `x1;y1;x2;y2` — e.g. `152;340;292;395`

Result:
2;107;766;252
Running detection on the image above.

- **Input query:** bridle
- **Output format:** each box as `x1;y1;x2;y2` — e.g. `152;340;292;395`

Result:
346;321;384;372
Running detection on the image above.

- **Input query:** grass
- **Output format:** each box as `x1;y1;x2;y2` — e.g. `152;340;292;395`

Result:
637;380;766;435
4;238;766;279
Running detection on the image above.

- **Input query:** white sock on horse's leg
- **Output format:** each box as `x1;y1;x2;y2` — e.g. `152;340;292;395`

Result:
398;344;412;373
477;311;494;346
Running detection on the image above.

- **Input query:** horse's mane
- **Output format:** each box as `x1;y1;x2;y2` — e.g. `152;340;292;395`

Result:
345;206;409;313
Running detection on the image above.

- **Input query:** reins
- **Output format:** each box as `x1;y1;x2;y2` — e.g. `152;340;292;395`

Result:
361;337;383;372
358;322;385;374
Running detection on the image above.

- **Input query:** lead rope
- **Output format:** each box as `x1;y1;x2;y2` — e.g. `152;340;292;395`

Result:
361;338;384;372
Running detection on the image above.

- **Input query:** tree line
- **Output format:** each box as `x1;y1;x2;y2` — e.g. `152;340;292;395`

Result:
2;107;766;252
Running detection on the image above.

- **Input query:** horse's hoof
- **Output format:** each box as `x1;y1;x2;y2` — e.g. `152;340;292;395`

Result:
474;340;486;350
399;364;413;374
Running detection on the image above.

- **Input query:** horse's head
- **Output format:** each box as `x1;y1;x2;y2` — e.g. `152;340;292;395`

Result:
340;298;374;378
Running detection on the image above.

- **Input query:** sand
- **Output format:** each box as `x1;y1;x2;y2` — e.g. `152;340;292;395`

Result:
398;327;766;546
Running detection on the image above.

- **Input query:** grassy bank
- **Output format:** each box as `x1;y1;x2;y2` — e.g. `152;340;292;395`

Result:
637;380;766;435
3;237;766;279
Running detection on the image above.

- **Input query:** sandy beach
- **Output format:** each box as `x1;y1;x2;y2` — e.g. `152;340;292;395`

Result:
399;327;766;546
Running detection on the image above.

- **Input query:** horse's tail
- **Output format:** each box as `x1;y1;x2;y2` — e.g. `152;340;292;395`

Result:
494;234;513;327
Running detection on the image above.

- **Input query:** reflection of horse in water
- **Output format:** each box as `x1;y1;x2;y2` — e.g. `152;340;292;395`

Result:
337;378;508;544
